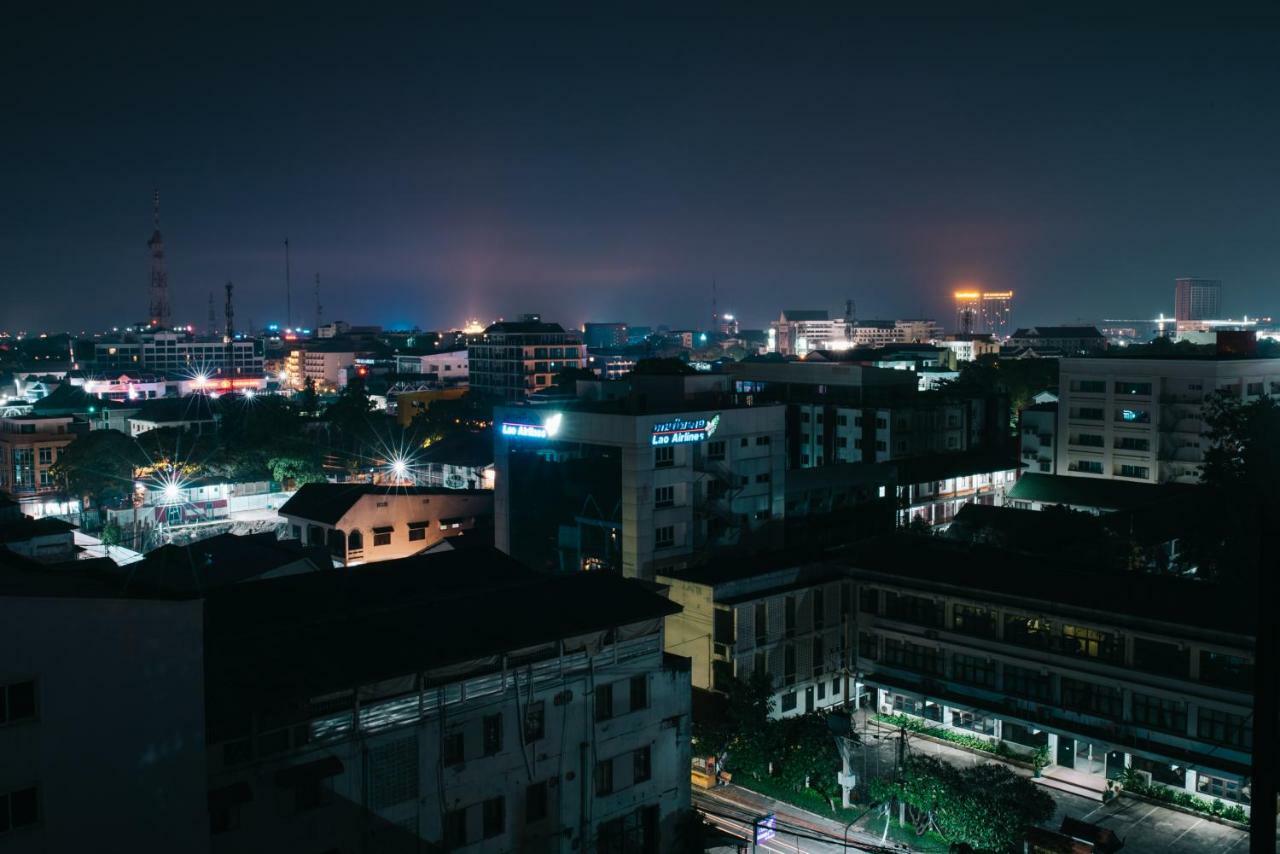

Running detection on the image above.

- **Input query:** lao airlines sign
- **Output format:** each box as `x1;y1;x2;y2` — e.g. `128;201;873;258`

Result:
650;414;720;446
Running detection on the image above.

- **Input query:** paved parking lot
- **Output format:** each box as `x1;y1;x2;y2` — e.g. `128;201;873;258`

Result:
1046;788;1250;853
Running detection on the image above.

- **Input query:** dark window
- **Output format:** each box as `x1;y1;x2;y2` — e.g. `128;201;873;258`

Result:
813;589;825;630
524;701;545;742
1133;638;1189;679
0;786;39;834
755;472;770;483
1131;693;1187;734
713;609;734;645
1200;651;1253;691
633;745;651;783
713;660;734;691
444;731;464;766
595;758;614;796
483;713;503;755
952;605;997;638
654;446;674;468
630;675;648;712
951;653;995;688
817;681;826;700
882;638;942;675
654;485;674;508
1004;614;1054;650
811;636;824;678
1074;380;1106;393
784;596;796;637
408;521;429;541
859;587;879;615
483;796;505;838
595;684;614;721
1003;664;1052;701
1197;707;1251;749
707;440;726;461
781;692;797;712
347;529;363;551
372;528;392;547
1061;678;1122;719
0;681;36;724
1115;381;1152;395
858;631;879;661
883;592;944;628
784;644;796;685
756;435;771;445
754;602;768;645
655;525;675;548
526;781;548;823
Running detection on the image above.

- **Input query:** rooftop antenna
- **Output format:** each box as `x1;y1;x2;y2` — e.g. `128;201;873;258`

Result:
284;238;292;330
314;273;322;333
224;282;235;341
845;298;856;342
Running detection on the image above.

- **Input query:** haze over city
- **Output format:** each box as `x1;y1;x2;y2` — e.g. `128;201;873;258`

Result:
5;8;1280;331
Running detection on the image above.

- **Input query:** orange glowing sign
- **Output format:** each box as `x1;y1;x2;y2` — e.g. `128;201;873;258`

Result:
953;291;981;300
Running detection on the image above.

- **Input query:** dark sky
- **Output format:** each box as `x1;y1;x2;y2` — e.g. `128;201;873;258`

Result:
4;8;1279;333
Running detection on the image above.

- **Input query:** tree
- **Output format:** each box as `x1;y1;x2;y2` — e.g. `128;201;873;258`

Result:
49;428;140;509
298;377;318;413
775;712;845;805
869;755;1053;851
694;670;775;778
267;454;327;487
100;520;122;548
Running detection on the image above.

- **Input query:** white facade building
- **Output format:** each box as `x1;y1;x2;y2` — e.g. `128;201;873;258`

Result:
395;350;469;381
1057;355;1280;484
769;311;850;357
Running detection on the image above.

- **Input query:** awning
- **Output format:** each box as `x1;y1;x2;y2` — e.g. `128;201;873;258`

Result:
273;756;344;787
372;526;394;534
408;520;430;529
208;781;253;809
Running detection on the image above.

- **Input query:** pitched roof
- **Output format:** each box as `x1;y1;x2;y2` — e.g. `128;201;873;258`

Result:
126;532;330;594
279;482;492;525
0;516;75;544
484;321;568;335
1006;473;1198;511
1010;326;1104;339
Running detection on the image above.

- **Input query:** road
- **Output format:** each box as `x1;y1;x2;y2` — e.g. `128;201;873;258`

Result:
695;785;915;853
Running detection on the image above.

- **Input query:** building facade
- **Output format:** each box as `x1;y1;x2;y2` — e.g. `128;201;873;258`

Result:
394;350;470;382
0;416;76;500
470;322;584;400
1019;402;1057;475
769;310;849;357
494;392;785;580
582;323;629;350
851;539;1255;811
1174;278;1222;322
92;332;263;376
1056;355;1280;484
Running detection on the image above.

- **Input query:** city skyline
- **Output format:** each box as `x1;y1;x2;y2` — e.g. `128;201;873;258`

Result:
5;10;1280;330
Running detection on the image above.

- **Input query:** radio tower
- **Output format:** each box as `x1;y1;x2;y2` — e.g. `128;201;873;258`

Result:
147;191;171;329
224;282;235;341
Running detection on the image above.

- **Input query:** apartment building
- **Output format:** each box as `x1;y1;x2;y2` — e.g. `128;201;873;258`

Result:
285;344;364;392
1019;402;1057;474
769;310;849;356
394;349;469;382
1057;354;1280;484
494;374;785;579
280;483;493;566
204;554;691;853
470;320;583;400
894;450;1019;528
659;556;853;718
850;537;1255;810
0;416;76;500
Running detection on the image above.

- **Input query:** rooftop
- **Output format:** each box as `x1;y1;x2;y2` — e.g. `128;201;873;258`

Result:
125;532;331;594
1010;326;1104;339
1007;473;1199;511
779;310;830;322
279;482;492;525
483;321;570;335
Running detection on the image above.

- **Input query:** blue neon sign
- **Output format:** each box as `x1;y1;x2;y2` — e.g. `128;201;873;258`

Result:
650;413;720;446
500;412;563;439
753;813;776;844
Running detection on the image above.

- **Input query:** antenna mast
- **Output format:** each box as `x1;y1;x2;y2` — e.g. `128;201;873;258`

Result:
284;238;292;329
224;282;235;341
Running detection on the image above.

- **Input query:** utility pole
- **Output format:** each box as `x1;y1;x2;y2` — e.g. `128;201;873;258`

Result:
284;238;292;329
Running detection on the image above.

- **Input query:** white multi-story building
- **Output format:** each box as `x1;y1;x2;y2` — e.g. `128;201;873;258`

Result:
395;349;469;382
659;559;853;718
937;336;1001;363
851;536;1255;810
92;332;263;376
1019;402;1057;475
1057;354;1280;484
769;310;850;357
494;375;785;579
205;555;692;853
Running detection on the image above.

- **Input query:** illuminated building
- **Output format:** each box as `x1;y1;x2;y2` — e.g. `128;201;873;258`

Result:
582;322;629;349
392;349;469;382
1007;326;1106;355
92;331;263;376
469;320;583;400
1058;352;1280;484
127;395;220;437
1174;277;1222;322
1018;401;1057;474
280;483;493;566
769;310;849;356
0;415;77;510
851;535;1256;812
980;291;1013;336
953;290;981;334
494;373;785;579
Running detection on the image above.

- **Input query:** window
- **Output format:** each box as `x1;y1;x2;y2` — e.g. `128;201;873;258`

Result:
524;701;545;742
1115;381;1152;396
1200;651;1253;691
1132;637;1188;678
1004;614;1054;649
653;485;674;508
1131;693;1187;734
1115;437;1150;451
595;684;614;721
372;526;393;546
754;603;768;645
483;796;505;838
633;746;652;783
754;472;770;483
1117;407;1150;423
832;677;841;696
859;588;879;615
740;437;749;447
655;526;675;549
801;412;811;423
347;529;363;551
813;589;825;630
837;414;848;426
883;592;944;628
952;605;997;638
0;680;37;724
444;731;464;766
37;447;52;465
630;675;648;712
526;781;548;823
811;636;824;678
1117;464;1150;479
858;631;879;661
1069;460;1104;474
0;786;38;834
882;638;942;675
817;681;826;700
836;437;847;448
707;440;726;461
1073;379;1106;393
1063;624;1123;663
1073;407;1105;420
756;435;771;445
595;758;614;796
781;692;797;712
783;644;796;685
952;653;995;688
1197;707;1251;749
1073;433;1105;447
1003;664;1052;701
1246;382;1264;397
1198;774;1248;803
784;596;796;637
483;713;503;755
1060;677;1122;719
408;521;429;541
654;446;674;468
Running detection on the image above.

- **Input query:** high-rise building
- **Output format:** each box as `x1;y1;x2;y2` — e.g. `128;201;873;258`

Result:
954;291;981;334
1174;277;1222;321
981;291;1013;335
582;322;629;350
469;320;583;400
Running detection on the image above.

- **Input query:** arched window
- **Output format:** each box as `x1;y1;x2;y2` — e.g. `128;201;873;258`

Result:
348;529;363;551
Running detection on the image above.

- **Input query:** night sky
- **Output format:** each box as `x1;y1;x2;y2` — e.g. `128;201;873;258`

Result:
4;8;1279;333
